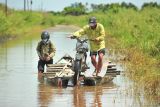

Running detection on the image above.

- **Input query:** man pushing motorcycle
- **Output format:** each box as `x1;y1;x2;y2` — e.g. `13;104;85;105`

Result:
69;17;106;77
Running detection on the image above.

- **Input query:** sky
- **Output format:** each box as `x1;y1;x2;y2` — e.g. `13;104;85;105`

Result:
0;0;160;11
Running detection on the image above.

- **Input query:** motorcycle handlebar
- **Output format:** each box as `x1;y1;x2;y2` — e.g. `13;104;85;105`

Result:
67;35;94;43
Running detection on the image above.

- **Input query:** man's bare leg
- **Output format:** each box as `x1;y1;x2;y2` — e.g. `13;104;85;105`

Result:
91;55;98;76
97;53;104;75
38;71;43;82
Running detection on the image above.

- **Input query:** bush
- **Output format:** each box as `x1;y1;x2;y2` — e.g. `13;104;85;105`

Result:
0;12;9;36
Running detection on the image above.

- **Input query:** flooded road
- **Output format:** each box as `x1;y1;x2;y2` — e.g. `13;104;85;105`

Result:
0;26;159;107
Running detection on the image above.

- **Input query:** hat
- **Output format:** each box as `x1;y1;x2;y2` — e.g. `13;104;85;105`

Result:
89;17;97;23
89;17;97;27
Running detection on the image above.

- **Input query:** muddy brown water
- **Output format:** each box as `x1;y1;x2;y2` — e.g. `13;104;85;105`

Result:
0;26;159;107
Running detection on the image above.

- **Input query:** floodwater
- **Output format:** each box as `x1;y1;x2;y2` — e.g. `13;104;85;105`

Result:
0;26;159;107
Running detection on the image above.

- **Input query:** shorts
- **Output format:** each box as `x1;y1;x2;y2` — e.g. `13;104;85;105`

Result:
38;59;53;73
90;48;106;56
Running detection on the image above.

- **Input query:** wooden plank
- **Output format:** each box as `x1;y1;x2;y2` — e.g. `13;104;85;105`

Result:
106;70;120;73
47;69;62;72
45;75;56;78
47;65;71;72
44;73;74;78
47;64;66;67
107;65;116;68
105;73;117;77
107;67;117;71
43;72;56;78
47;76;56;79
43;72;57;75
108;64;116;67
47;66;65;69
47;68;63;71
106;71;118;75
47;67;70;70
43;73;56;77
105;72;120;76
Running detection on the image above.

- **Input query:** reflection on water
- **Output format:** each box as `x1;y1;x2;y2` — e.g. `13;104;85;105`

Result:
38;76;158;107
38;81;54;107
37;78;118;107
0;28;159;107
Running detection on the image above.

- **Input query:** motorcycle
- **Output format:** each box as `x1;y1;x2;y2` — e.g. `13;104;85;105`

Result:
70;37;90;85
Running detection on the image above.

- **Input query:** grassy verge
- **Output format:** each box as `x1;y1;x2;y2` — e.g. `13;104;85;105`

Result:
0;8;59;41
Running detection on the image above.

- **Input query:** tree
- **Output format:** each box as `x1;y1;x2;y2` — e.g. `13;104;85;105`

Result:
90;2;138;13
142;2;160;9
121;2;137;10
62;2;87;16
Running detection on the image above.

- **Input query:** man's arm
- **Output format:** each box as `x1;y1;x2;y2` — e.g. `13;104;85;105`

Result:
96;24;105;41
73;25;88;37
36;42;42;58
49;42;56;58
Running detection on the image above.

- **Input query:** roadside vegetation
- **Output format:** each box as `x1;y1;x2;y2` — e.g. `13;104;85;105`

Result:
0;2;159;96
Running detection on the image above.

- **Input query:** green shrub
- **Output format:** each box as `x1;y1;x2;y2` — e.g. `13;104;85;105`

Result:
0;12;9;36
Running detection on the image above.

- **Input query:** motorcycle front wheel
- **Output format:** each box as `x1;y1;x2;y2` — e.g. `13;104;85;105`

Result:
73;60;81;86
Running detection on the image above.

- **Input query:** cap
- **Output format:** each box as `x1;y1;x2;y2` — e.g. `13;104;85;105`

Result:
89;17;97;27
89;17;97;23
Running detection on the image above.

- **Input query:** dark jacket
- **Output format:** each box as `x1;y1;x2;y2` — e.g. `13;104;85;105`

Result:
36;40;56;58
